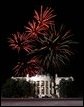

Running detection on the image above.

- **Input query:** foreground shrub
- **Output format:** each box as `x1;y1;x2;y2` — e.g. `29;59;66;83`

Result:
1;79;35;98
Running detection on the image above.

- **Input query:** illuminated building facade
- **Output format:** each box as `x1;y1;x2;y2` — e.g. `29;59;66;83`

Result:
11;74;74;98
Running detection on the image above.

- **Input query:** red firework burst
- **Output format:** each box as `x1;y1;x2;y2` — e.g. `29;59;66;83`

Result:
25;20;38;37
8;32;32;53
34;5;56;27
25;20;48;37
13;57;40;77
25;5;56;37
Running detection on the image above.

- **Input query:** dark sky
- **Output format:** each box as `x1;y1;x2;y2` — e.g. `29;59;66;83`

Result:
0;0;83;96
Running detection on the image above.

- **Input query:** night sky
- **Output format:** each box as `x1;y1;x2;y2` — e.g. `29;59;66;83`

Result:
1;0;83;97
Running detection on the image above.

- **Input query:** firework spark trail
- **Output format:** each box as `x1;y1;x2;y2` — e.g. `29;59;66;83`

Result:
33;25;76;72
25;20;48;37
8;32;32;53
8;6;77;76
13;57;40;77
34;5;56;27
25;5;56;38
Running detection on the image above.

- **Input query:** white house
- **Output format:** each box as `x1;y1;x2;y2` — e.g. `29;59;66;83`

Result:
11;74;74;98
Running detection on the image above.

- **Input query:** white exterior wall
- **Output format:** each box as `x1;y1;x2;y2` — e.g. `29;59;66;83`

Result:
28;74;52;98
11;74;74;98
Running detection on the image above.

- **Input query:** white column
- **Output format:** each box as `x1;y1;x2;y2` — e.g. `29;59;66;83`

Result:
39;81;41;97
51;82;54;94
48;81;50;96
44;81;46;95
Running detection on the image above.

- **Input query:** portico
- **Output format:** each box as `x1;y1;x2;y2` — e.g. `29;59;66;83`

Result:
11;74;74;98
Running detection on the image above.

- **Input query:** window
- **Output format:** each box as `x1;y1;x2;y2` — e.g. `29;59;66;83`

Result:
37;81;39;86
46;81;48;87
41;81;44;86
41;81;44;94
46;87;48;94
41;87;44;94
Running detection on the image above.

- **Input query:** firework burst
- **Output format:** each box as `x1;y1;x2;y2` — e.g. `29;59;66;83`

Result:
8;5;77;77
25;5;56;38
8;32;32;53
25;20;48;37
13;57;40;77
34;25;76;73
34;5;56;27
